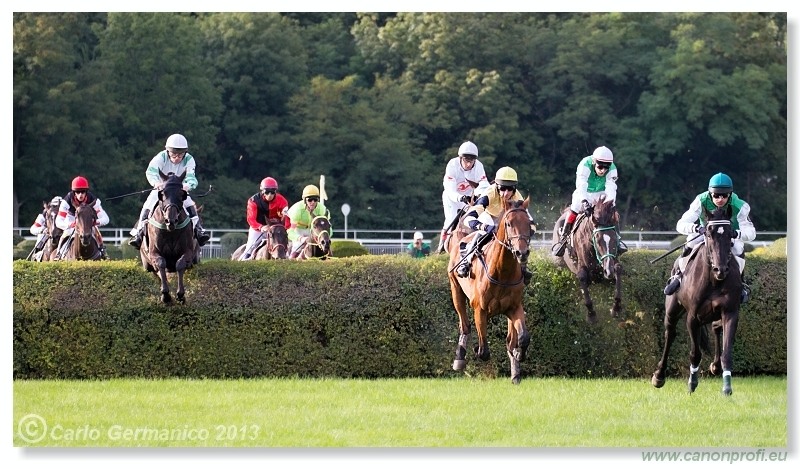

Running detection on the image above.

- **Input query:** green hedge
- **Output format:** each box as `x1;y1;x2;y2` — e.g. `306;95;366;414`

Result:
13;247;786;380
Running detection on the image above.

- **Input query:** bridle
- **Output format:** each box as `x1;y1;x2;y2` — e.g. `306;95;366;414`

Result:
704;219;733;275
588;208;620;264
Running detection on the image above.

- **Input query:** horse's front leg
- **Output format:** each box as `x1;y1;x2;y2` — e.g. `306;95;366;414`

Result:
472;307;491;362
611;262;623;318
449;277;471;371
577;267;596;323
686;315;703;393
153;255;172;304
175;254;192;304
506;306;530;385
709;319;724;376
652;297;681;388
719;312;739;396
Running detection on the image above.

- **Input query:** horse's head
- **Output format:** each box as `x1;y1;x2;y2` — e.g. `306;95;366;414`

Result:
74;204;98;247
310;216;332;257
498;198;532;265
588;196;621;279
703;205;734;282
266;223;289;259
157;170;188;231
45;202;62;247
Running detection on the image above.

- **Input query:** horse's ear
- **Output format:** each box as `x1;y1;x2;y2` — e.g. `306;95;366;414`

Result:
182;191;187;201
159;169;168;181
522;196;530;210
178;170;186;182
724;204;733;219
701;204;711;221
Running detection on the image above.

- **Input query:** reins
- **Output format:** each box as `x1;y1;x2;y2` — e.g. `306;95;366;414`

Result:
476;207;529;287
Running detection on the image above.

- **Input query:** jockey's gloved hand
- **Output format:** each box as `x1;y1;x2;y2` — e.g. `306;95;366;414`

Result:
482;224;496;235
694;225;706;235
459;195;472;204
581;199;591;214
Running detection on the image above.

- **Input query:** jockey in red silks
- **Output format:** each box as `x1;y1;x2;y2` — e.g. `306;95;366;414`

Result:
238;176;291;260
54;176;109;259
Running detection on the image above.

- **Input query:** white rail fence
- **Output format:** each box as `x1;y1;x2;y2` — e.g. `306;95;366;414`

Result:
13;227;785;258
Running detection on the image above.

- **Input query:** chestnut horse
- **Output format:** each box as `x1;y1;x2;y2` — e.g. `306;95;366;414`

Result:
231;222;290;260
551;195;623;322
447;198;532;384
652;205;742;395
296;216;332;260
60;204;103;261
140;170;199;304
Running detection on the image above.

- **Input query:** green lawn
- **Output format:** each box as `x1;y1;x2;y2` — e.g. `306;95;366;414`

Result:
13;376;787;447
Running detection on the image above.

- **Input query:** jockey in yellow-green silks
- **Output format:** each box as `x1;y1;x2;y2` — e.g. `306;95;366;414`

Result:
287;184;332;259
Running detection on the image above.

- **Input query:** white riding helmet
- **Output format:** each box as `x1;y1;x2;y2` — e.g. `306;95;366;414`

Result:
458;141;479;158
592;146;613;163
413;231;424;240
165;133;188;150
50;196;62;206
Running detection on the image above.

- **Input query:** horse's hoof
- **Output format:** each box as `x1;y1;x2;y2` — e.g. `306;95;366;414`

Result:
688;374;699;393
651;375;665;388
511;376;521;385
161;293;172;304
177;295;186;304
722;375;732;396
452;359;466;371
587;312;598;324
709;363;721;376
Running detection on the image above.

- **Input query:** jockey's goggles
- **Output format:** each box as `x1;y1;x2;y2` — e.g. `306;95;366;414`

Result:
74;189;87;194
711;192;731;200
262;189;276;195
595;163;611;171
306;197;319;203
498;185;516;193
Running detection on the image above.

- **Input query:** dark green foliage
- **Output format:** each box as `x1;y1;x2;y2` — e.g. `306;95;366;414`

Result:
330;240;369;257
13;250;785;380
220;232;247;258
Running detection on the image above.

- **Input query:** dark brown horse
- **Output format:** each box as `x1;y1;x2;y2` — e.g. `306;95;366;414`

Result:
652;205;741;395
296;216;332;260
447;198;532;384
140;170;199;304
231;222;290;260
552;196;623;322
60;204;103;261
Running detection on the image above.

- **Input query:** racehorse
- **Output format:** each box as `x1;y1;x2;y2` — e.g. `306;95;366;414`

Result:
140;170;199;304
296;216;332;260
31;201;62;262
651;205;742;395
60;204;103;261
447;198;532;384
551;195;623;322
231;222;290;260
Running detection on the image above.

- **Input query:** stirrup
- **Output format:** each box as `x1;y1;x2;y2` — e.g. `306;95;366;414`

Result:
196;228;210;247
664;274;681;295
128;233;142;249
741;283;751;304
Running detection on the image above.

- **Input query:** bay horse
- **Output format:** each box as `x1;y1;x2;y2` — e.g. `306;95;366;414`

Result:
31;201;62;262
231;222;290;260
140;170;199;304
652;205;741;395
551;195;623;322
61;204;103;261
296;216;332;260
447;198;532;384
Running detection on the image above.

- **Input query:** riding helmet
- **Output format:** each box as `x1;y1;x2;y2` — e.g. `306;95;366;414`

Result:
50;196;63;206
71;176;90;191
494;167;518;187
260;177;279;191
592;146;614;163
165;133;188;150
458;141;479;158
302;185;320;199
708;172;733;191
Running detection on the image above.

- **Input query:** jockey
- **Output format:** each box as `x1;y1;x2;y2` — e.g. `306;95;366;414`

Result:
238;177;291;261
54;176;110;260
436;141;488;253
554;146;625;257
29;196;62;260
287;184;332;259
406;231;431;258
454;166;536;285
663;172;756;303
128;133;210;249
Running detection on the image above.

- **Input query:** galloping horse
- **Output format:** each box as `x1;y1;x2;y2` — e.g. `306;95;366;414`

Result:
296;216;332;260
447;198;532;384
231;222;290;260
552;196;623;322
140;170;199;304
31;201;62;262
60;204;103;261
652;205;741;395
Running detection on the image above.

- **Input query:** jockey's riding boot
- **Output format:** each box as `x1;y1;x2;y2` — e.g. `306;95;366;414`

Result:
187;205;210;246
553;221;574;258
617;239;628;256
560;221;574;239
740;269;751;304
99;244;108;260
521;264;533;285
128;209;149;249
455;241;471;278
664;269;682;295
